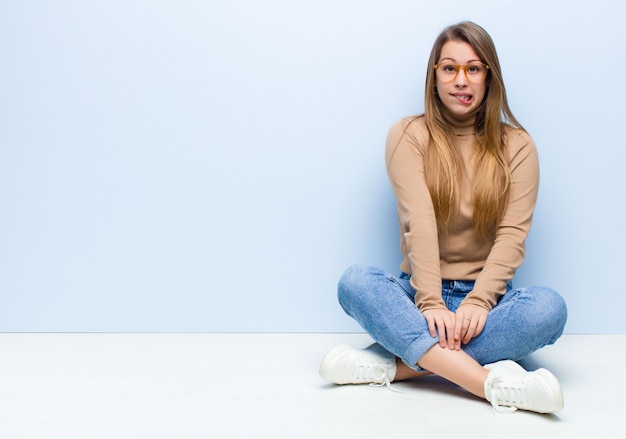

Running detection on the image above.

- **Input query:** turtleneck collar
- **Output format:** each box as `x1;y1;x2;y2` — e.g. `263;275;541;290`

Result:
442;107;478;137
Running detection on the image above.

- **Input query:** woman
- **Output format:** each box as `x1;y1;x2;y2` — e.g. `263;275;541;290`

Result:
319;21;567;414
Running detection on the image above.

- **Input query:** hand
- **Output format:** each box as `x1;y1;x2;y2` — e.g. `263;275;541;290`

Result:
422;308;457;349
453;304;489;350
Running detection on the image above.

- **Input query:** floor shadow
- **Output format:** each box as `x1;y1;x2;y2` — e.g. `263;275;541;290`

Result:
396;375;477;401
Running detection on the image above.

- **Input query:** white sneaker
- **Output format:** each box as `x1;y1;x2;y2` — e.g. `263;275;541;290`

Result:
484;361;564;414
319;343;397;389
484;359;525;373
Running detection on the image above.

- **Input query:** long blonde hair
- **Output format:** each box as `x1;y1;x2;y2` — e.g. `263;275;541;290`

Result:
423;21;523;237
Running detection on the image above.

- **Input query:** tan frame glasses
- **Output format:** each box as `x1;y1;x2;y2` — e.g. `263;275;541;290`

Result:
434;63;490;83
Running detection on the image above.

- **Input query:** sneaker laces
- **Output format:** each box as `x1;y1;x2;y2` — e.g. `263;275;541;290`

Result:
488;377;519;414
361;365;402;393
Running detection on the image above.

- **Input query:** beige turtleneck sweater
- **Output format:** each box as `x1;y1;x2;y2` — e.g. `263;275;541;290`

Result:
385;115;539;311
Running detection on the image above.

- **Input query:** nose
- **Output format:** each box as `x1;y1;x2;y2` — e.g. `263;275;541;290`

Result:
454;66;468;87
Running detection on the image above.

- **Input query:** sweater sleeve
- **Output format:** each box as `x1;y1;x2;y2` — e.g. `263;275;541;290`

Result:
385;118;446;311
462;131;540;309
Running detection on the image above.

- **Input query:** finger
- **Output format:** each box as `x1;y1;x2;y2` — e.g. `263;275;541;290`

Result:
453;315;462;341
456;315;471;349
446;318;457;349
435;316;452;348
453;313;470;338
474;315;486;337
435;317;448;348
462;313;488;344
461;321;476;344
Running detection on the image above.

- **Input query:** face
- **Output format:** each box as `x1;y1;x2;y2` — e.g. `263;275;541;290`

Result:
435;40;488;120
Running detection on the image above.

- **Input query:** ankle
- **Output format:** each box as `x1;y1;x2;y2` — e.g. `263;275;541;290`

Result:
393;359;430;382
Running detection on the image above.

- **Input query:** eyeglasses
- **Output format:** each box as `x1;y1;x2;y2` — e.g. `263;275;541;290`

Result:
434;63;490;83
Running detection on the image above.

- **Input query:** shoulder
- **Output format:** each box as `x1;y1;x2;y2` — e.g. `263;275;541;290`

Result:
389;114;428;136
502;125;539;173
503;125;535;149
387;115;429;152
503;125;537;158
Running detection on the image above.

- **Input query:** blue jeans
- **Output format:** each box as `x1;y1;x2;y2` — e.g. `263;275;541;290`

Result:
338;264;567;372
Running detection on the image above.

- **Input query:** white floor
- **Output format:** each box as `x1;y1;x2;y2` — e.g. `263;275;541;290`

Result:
0;333;621;438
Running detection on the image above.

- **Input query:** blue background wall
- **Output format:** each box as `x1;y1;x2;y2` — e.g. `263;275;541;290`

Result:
1;0;624;332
